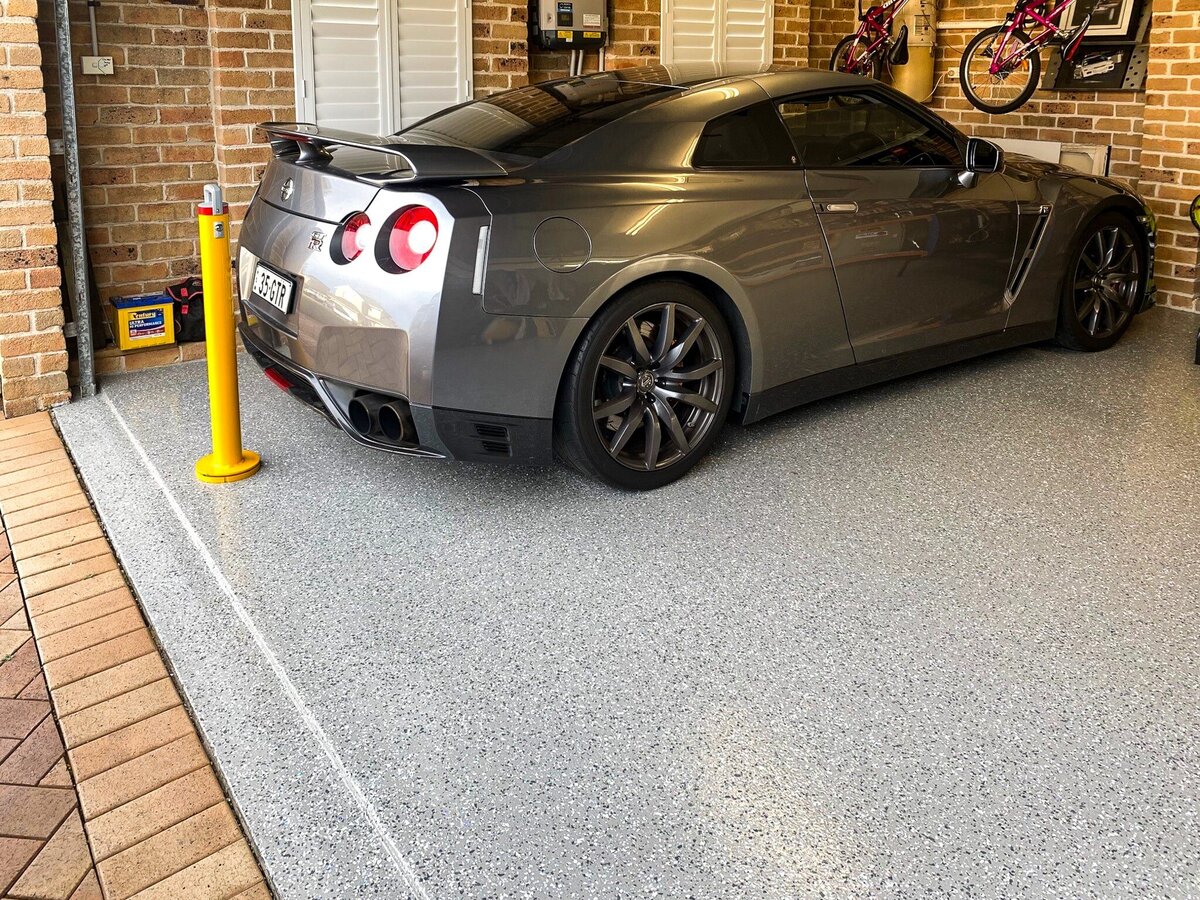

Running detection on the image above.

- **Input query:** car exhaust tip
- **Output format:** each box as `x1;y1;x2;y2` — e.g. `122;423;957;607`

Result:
378;400;414;444
347;394;387;436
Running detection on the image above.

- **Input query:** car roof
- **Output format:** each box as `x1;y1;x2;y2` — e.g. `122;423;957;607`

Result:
395;64;878;173
533;63;870;103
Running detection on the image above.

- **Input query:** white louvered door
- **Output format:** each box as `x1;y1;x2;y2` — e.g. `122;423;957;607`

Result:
304;0;396;134
396;0;468;127
722;0;772;67
661;0;772;67
661;0;719;64
295;0;472;135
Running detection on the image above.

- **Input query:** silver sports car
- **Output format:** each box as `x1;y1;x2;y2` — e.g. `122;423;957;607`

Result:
237;64;1155;489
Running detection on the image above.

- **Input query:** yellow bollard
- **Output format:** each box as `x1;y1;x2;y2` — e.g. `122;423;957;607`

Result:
195;183;261;484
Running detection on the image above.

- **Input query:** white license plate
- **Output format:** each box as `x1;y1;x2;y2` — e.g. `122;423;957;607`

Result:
251;264;294;315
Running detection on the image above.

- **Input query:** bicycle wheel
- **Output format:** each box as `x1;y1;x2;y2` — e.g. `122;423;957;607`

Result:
960;25;1041;114
831;34;884;80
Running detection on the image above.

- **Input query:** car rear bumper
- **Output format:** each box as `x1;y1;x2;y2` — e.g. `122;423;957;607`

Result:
239;322;554;466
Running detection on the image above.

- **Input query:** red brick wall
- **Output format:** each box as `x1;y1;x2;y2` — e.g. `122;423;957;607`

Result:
0;0;69;416
808;0;855;70
37;0;219;309
607;0;661;67
207;0;296;234
1139;0;1200;311
775;0;811;67
475;2;531;94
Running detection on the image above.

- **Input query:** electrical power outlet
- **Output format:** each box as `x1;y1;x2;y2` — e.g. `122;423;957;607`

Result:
946;68;958;81
81;56;114;75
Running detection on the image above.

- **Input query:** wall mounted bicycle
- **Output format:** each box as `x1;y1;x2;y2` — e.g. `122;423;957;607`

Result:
829;0;910;81
960;0;1093;114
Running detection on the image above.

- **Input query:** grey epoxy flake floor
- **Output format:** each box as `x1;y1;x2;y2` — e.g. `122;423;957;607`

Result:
55;307;1199;899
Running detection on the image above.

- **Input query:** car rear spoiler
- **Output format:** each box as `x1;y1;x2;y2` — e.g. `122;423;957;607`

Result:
259;122;509;184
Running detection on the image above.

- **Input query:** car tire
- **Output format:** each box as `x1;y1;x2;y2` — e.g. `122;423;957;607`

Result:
1055;211;1146;352
555;282;734;490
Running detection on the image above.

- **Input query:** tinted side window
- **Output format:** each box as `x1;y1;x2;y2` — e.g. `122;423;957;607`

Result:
693;103;797;169
776;93;963;168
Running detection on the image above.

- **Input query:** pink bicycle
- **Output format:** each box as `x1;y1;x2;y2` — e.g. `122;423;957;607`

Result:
830;0;910;81
960;0;1093;114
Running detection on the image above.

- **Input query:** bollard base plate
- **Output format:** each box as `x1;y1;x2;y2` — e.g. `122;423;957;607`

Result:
195;450;261;484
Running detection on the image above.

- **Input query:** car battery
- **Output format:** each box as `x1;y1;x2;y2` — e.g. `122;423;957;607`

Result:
532;0;608;50
111;292;176;351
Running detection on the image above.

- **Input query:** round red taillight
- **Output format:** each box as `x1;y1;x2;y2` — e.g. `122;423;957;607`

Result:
333;212;371;264
385;206;439;272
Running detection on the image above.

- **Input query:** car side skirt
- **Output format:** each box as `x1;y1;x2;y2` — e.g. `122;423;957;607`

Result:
739;322;1057;425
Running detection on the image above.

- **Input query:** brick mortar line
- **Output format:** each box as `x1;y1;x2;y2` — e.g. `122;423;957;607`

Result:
1;540;103;898
0;413;272;900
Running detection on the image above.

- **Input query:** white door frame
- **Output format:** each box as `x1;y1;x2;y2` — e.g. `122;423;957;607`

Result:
291;0;312;122
456;0;474;102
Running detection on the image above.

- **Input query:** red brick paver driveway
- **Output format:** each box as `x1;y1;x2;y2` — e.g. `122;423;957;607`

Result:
0;413;270;900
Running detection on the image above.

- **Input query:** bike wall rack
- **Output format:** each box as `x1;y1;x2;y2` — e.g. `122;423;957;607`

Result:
1041;0;1152;92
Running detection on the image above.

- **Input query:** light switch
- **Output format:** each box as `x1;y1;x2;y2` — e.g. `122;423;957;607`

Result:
81;56;114;75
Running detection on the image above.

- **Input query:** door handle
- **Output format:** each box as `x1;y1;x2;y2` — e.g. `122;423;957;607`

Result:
820;202;859;214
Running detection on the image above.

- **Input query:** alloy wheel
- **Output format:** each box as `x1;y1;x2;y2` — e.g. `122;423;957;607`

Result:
1072;224;1140;339
590;302;726;472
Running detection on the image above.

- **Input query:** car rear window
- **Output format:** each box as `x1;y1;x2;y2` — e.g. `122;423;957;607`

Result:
395;74;682;160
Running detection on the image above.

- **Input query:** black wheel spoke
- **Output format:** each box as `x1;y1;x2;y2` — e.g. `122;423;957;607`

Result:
626;320;652;366
655;385;717;413
608;401;644;454
653;303;676;363
650;395;689;453
599;355;637;378
593;389;635;420
659;318;705;370
642;409;662;471
659;359;722;382
1110;242;1134;270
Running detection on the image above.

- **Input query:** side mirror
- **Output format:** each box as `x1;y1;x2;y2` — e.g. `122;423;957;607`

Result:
966;137;1004;174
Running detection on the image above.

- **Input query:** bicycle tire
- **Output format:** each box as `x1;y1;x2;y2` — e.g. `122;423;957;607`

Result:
831;34;884;81
960;25;1041;115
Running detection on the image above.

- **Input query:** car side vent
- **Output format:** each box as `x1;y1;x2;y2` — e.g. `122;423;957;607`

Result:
474;423;511;456
1006;205;1052;302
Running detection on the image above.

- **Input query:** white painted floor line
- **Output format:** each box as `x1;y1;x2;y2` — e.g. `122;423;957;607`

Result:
99;394;429;900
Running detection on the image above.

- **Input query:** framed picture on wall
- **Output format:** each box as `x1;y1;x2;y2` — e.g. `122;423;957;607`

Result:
1054;44;1134;89
1069;0;1142;41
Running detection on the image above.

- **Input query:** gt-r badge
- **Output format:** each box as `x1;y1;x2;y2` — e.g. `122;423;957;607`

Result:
308;230;325;252
280;178;294;201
